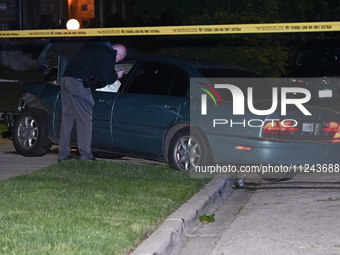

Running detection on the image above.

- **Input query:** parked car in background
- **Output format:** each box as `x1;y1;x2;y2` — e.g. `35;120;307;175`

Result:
2;41;340;181
289;39;340;110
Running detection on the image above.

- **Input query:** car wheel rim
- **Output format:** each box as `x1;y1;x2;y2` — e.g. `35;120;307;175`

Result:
174;136;201;171
17;116;38;149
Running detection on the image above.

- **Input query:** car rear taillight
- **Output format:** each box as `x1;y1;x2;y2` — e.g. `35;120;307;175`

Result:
263;120;340;139
263;120;298;137
263;121;280;135
323;122;340;138
235;145;251;151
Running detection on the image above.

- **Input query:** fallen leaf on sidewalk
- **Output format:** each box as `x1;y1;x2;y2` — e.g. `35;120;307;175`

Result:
199;214;215;223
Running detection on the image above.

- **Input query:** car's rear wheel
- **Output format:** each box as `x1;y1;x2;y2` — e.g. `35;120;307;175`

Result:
13;108;52;157
168;128;213;171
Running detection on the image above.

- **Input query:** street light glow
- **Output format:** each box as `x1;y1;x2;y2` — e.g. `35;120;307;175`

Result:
66;19;80;30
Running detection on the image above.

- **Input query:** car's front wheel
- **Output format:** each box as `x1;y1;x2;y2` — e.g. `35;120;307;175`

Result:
168;128;213;171
13;108;52;157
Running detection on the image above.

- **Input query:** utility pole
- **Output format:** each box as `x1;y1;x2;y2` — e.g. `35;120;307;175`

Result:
98;0;103;27
18;0;23;29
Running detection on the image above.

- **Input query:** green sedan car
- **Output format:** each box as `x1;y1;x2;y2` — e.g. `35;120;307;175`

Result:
3;52;340;181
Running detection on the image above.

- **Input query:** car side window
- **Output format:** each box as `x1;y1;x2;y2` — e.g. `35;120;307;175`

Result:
169;68;188;97
127;61;188;96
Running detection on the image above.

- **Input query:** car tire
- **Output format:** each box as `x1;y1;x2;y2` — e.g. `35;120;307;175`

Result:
13;108;52;157
168;127;213;171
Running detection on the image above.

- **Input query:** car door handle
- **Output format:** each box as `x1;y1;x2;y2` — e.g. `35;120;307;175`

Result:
98;99;112;104
164;105;178;110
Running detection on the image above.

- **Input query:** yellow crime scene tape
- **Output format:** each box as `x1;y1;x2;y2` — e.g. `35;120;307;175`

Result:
0;21;340;38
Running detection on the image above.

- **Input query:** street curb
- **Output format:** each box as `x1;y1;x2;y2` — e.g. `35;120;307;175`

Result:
130;176;234;255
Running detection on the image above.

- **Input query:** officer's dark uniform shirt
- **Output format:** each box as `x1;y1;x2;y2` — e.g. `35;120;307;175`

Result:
62;38;118;89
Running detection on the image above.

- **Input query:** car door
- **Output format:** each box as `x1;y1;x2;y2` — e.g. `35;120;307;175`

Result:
91;62;135;149
53;62;134;149
91;91;118;148
112;60;189;156
52;89;116;148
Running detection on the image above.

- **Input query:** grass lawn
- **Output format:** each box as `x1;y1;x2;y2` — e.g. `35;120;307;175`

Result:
0;160;208;255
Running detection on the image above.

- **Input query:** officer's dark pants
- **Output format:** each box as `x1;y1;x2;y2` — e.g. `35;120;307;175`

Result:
58;76;94;160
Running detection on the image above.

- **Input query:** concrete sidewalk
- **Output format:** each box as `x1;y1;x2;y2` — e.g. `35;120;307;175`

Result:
0;142;58;180
177;175;340;255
